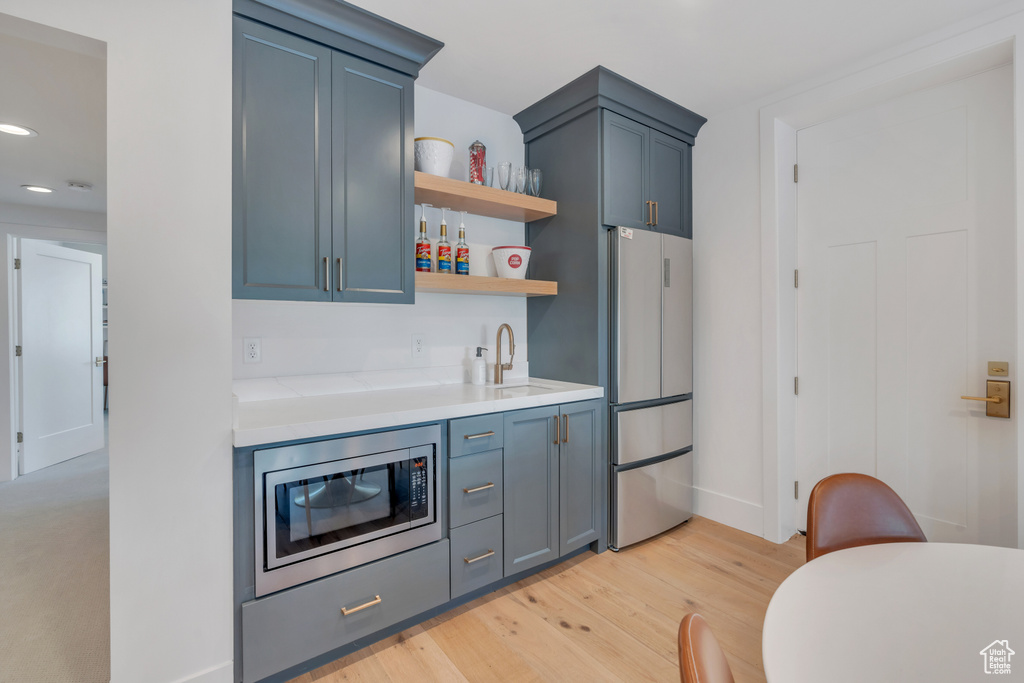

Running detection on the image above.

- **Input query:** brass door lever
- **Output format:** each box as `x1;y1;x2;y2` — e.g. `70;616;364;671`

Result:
961;380;1010;418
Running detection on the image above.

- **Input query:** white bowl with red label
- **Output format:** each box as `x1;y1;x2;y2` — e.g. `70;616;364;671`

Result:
492;246;531;279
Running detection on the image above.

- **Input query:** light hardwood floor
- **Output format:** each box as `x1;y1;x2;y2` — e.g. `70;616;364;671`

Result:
289;517;806;682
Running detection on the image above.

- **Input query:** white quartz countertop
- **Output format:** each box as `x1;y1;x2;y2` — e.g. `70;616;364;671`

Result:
232;377;603;447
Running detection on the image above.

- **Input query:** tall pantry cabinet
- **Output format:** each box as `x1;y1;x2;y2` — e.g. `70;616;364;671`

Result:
514;66;706;391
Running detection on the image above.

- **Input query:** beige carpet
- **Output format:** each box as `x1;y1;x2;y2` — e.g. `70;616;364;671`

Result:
0;442;109;683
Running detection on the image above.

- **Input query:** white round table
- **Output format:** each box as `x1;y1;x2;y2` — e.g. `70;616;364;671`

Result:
763;543;1024;682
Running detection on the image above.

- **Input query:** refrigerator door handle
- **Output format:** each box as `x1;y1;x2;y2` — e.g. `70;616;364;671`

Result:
664;258;670;288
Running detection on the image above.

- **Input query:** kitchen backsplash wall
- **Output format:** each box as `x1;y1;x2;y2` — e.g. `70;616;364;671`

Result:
233;85;528;380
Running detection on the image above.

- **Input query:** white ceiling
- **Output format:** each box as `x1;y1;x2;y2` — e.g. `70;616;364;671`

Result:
0;0;1014;218
0;14;105;215
356;0;1013;117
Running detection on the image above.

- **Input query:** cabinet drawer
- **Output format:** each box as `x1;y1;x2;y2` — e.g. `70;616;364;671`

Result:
449;414;503;457
450;515;503;598
450;448;503;528
241;540;449;683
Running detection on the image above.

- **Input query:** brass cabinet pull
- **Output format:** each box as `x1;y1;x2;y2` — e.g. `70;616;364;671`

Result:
464;549;495;564
562;414;568;443
337;257;342;292
340;595;381;616
645;200;653;226
961;395;1003;404
323;257;329;292
553;414;560;444
653;201;659;225
463;482;495;494
463;431;495;440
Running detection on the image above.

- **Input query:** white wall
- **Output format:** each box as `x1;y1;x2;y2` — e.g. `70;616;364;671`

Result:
0;4;234;683
691;105;766;533
692;2;1024;543
234;85;530;381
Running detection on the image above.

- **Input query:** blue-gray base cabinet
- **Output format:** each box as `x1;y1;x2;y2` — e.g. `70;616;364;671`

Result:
241;540;450;683
502;400;605;575
234;399;605;683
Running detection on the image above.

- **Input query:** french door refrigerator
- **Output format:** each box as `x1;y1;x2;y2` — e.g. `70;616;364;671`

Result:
610;226;693;549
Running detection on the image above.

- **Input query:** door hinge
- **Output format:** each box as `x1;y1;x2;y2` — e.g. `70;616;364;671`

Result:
794;269;799;288
794;481;799;500
13;258;20;270
794;376;799;395
793;164;799;183
17;432;23;444
15;345;21;357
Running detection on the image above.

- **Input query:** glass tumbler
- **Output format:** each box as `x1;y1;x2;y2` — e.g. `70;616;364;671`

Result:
483;164;495;187
497;161;512;191
528;169;542;197
515;166;527;194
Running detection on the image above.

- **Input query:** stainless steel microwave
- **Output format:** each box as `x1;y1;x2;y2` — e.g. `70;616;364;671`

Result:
253;425;442;597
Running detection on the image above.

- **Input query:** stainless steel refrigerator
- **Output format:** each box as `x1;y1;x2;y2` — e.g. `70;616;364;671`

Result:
609;226;693;549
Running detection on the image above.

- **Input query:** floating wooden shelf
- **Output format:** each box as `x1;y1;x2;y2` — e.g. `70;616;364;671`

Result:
414;172;557;222
415;272;557;297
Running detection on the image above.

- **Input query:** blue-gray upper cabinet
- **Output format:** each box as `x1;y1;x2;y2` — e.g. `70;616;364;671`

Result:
233;18;332;301
602;110;692;238
503;399;604;576
331;52;414;303
233;18;415;303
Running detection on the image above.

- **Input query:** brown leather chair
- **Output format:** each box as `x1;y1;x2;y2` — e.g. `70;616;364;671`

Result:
678;613;735;683
806;472;926;562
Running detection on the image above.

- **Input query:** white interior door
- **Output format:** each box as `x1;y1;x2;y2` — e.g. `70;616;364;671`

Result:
19;239;104;474
795;65;1016;547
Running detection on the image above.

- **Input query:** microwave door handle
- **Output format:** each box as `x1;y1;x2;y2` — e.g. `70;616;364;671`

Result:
302;482;313;537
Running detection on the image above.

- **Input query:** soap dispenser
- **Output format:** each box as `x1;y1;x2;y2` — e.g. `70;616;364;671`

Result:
472;347;487;385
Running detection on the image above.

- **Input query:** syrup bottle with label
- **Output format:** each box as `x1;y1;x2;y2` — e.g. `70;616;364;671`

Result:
437;207;452;273
455;211;470;276
415;203;432;273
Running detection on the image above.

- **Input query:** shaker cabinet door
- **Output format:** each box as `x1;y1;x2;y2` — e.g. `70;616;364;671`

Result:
602;110;649;230
558;400;603;555
503;406;559;576
649;131;690;238
332;53;415;303
233;18;332;301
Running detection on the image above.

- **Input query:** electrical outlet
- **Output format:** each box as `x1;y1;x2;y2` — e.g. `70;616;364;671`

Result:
411;334;425;358
243;337;262;364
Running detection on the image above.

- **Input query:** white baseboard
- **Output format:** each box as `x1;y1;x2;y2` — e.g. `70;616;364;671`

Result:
693;487;764;538
167;661;233;683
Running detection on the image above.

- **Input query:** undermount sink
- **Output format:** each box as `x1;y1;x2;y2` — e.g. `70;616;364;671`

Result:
491;381;560;397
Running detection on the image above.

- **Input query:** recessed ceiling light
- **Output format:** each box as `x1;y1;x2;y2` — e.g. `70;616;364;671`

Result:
22;185;53;193
0;123;38;137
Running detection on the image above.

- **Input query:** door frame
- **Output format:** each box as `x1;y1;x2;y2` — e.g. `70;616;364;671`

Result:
759;21;1024;546
0;226;106;482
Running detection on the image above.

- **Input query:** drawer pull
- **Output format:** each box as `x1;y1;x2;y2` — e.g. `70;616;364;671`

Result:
340;595;381;616
463;482;495;494
464;549;495;564
463;430;495;440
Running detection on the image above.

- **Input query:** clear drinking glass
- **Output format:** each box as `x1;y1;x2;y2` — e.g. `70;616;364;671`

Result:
483;165;495;187
528;169;542;197
497;161;512;191
515;166;527;194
